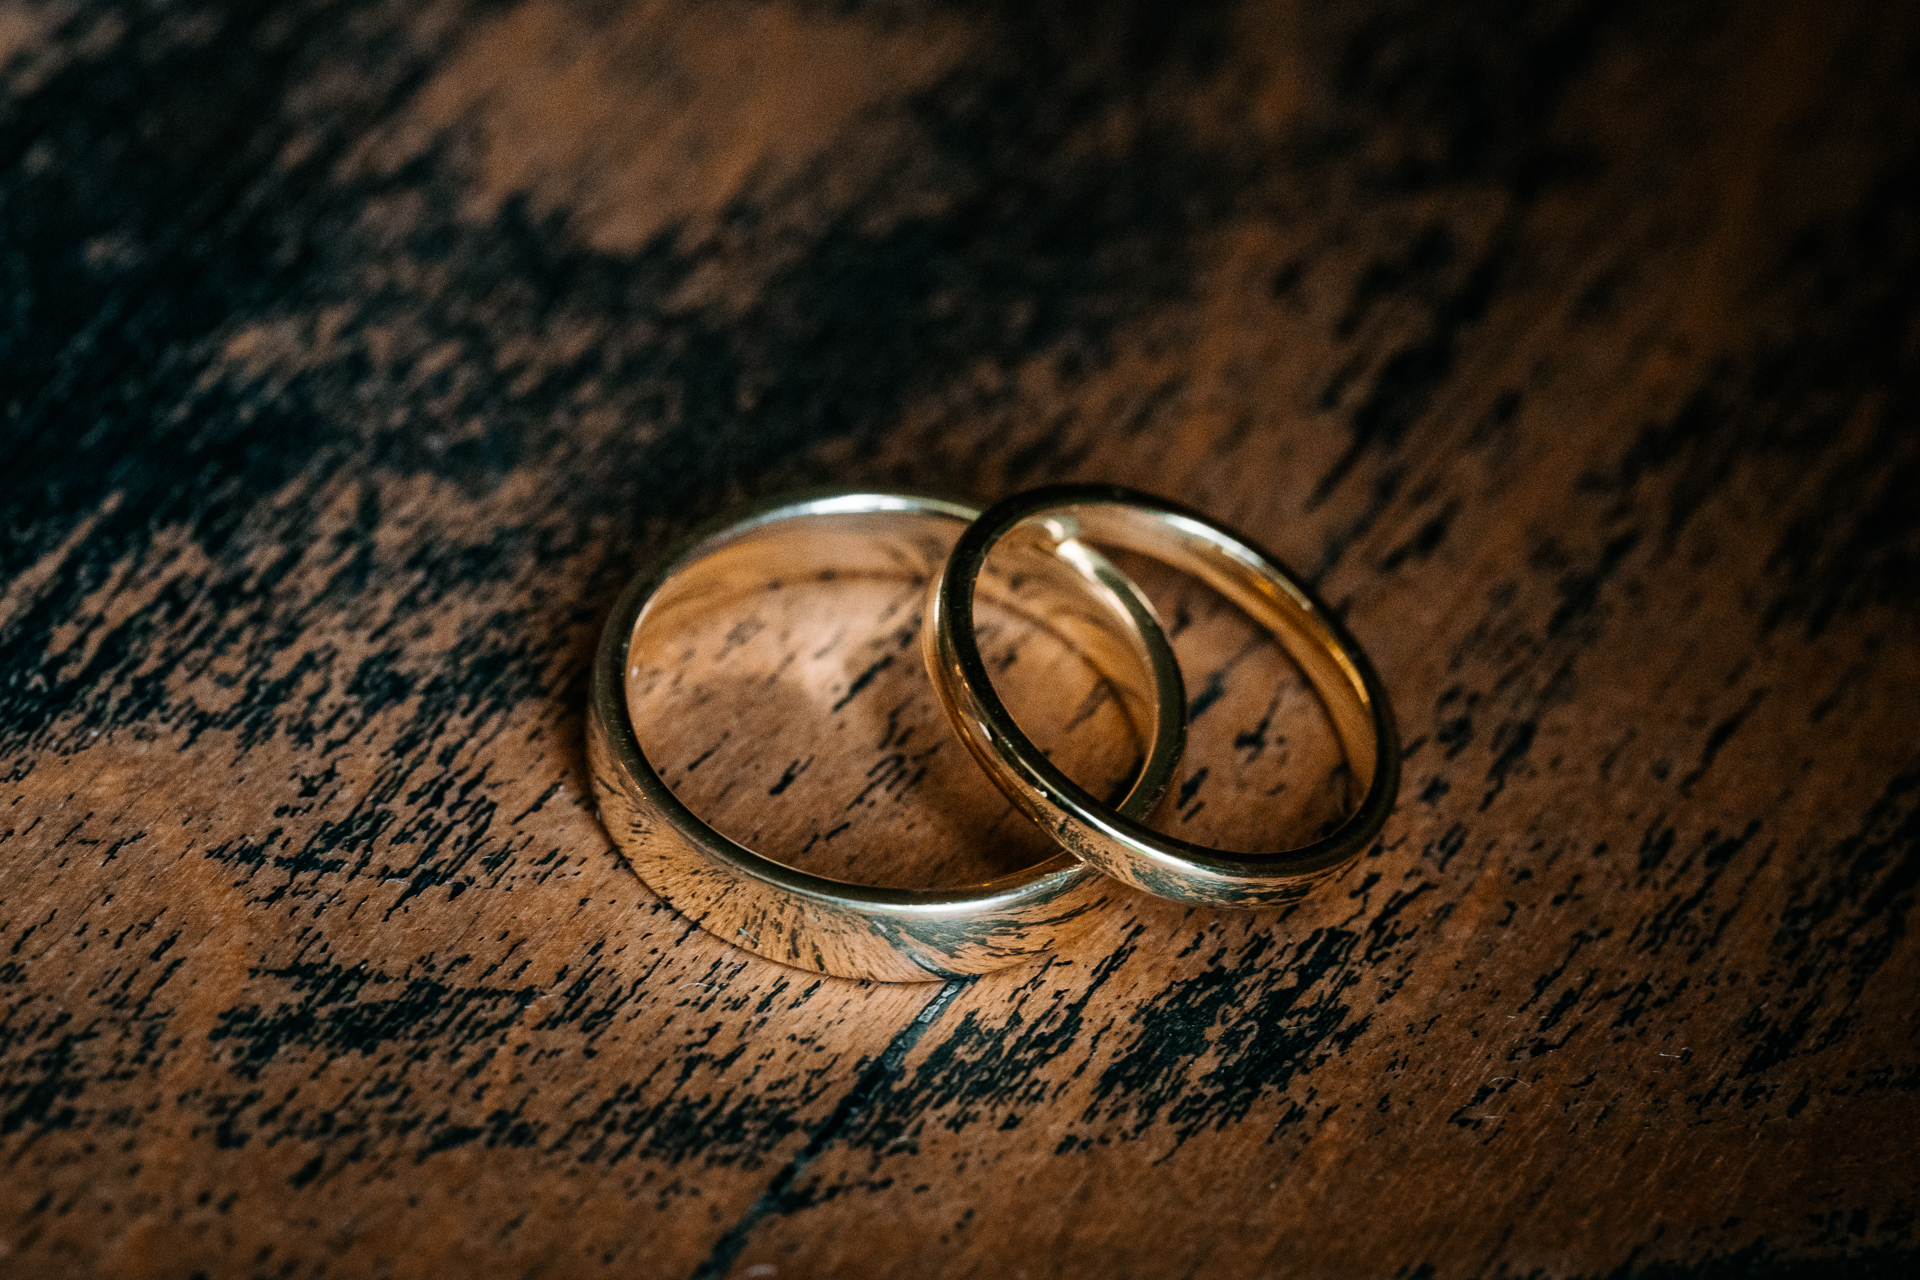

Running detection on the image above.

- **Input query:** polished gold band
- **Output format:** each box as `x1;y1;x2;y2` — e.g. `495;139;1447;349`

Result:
587;490;1186;982
925;483;1401;908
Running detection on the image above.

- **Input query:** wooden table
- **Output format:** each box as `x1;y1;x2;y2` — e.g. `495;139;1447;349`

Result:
4;2;1916;1275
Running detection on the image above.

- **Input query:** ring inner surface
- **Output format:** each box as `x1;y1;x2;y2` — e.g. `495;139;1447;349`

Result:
627;512;1155;889
1001;505;1356;857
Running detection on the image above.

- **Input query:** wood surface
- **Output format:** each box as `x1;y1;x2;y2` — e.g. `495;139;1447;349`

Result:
3;1;1917;1276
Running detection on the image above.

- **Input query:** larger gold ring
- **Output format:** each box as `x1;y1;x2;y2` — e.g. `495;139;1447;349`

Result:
925;483;1400;908
587;490;1186;981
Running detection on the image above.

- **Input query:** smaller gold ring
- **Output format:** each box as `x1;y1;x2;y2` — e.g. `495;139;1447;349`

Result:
926;483;1400;908
588;490;1186;982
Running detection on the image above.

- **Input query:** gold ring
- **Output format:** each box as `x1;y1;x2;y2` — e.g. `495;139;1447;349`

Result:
587;490;1186;981
925;483;1400;908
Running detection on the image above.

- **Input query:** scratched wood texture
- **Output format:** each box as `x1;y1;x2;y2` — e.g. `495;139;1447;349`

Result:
3;1;1917;1277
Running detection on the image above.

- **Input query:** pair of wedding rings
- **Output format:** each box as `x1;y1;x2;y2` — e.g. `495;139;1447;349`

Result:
587;484;1399;982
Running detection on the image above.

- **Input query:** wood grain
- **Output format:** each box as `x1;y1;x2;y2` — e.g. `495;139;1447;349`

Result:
2;1;1915;1276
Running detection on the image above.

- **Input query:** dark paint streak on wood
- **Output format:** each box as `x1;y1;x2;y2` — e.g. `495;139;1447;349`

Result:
690;978;969;1280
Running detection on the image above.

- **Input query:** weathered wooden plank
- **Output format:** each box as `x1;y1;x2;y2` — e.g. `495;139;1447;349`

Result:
695;3;1920;1272
1;704;940;1275
0;8;959;1272
2;0;1915;1277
